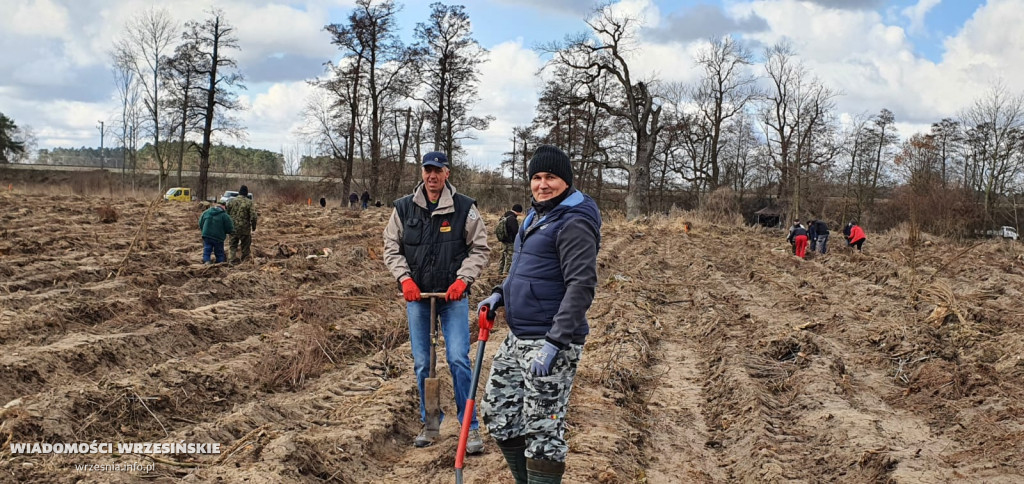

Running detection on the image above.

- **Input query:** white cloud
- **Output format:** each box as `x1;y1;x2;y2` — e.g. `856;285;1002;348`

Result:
237;81;317;150
464;39;545;167
8;0;1024;169
901;0;941;36
1;0;70;37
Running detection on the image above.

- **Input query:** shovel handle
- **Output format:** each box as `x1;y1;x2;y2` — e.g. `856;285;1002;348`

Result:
455;308;495;472
477;307;494;342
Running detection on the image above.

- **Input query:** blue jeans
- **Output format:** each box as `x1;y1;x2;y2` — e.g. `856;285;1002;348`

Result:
407;296;478;430
202;237;226;263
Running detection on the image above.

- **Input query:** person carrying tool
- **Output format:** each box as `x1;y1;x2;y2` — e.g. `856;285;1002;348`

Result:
477;145;602;484
382;151;489;452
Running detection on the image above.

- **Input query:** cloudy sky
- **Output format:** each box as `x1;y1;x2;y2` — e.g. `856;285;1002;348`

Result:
2;0;1021;170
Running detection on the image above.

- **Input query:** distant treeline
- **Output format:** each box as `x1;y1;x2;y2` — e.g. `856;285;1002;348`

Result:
35;143;284;175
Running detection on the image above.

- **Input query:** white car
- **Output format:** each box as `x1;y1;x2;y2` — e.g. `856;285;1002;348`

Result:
218;191;254;204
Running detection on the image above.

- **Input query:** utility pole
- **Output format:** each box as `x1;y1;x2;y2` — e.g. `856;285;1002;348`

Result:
97;121;105;169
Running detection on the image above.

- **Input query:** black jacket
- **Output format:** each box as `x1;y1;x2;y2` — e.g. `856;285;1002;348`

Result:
498;210;519;243
394;192;475;292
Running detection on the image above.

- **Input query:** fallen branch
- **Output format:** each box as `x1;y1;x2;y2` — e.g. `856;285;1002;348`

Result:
215;425;266;465
133;392;169;438
794;321;821;331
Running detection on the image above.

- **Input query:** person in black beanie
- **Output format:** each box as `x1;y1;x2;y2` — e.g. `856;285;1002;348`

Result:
477;144;601;483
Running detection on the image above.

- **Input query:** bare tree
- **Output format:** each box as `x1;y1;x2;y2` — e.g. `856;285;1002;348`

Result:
347;0;417;199
693;35;759;189
116;8;177;192
162;40;205;187
324;19;367;198
298;88;347;175
760;42;838;220
866;108;898;208
111;47;145;190
184;9;246;202
894;133;941;193
958;83;1024;218
930;118;962;189
837;114;875;223
412;2;492;163
547;5;663;219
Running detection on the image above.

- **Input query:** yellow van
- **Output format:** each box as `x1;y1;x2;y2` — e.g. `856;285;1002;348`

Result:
163;187;193;202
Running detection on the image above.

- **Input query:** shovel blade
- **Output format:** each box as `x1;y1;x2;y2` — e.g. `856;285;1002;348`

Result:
424;377;441;436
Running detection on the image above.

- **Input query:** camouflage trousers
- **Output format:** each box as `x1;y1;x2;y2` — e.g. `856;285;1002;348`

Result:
498;242;514;275
228;232;252;262
481;332;583;463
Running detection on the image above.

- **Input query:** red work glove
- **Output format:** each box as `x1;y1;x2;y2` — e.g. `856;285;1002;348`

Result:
401;278;421;302
446;279;467;301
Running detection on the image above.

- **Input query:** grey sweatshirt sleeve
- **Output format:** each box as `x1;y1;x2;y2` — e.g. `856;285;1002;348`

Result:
546;217;600;348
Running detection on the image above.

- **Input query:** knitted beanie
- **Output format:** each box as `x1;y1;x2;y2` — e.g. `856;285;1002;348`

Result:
528;145;573;187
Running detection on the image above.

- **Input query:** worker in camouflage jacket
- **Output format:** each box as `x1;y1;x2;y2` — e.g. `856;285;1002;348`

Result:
226;184;258;263
477;145;601;484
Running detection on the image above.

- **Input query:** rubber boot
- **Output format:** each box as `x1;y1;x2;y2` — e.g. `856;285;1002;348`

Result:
495;436;528;484
526;457;565;484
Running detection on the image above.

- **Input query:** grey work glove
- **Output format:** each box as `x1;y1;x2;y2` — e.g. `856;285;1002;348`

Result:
530;341;559;377
476;292;502;320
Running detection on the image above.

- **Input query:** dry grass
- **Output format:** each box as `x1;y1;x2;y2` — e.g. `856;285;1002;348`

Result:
96;203;118;223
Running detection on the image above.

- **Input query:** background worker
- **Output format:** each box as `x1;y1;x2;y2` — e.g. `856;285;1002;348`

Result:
199;200;233;264
846;221;866;251
382;151;489;453
814;219;830;254
787;220;808;259
226;185;257;263
495;203;523;275
477;145;602;484
808;219;818;253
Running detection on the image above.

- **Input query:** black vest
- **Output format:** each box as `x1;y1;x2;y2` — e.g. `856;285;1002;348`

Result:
394;192;475;293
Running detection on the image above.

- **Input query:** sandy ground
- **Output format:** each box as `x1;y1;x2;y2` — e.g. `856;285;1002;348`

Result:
1;192;1023;483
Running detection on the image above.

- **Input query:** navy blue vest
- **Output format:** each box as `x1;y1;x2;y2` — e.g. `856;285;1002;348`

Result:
394;191;475;293
502;190;601;340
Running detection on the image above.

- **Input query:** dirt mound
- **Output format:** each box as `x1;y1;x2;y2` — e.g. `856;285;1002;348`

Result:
1;192;1023;482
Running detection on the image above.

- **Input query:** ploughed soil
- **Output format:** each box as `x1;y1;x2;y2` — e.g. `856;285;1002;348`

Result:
1;191;1023;483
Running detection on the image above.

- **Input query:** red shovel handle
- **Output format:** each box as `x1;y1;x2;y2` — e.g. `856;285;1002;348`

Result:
477;307;494;342
456;307;496;473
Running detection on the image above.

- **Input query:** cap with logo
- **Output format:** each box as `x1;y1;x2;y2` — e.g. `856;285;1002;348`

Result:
422;151;448;168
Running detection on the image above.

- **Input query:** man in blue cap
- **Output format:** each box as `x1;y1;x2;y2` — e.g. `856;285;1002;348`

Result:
382;151;489;453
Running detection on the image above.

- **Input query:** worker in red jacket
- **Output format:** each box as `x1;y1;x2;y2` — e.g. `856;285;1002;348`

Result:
787;221;809;259
846;221;866;251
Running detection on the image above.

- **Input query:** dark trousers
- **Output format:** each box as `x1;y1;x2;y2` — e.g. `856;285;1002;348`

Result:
850;238;865;251
202;237;226;263
229;233;252;261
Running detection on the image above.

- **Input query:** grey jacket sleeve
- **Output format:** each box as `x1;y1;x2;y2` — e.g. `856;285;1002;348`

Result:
382;208;412;282
546;218;600;348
